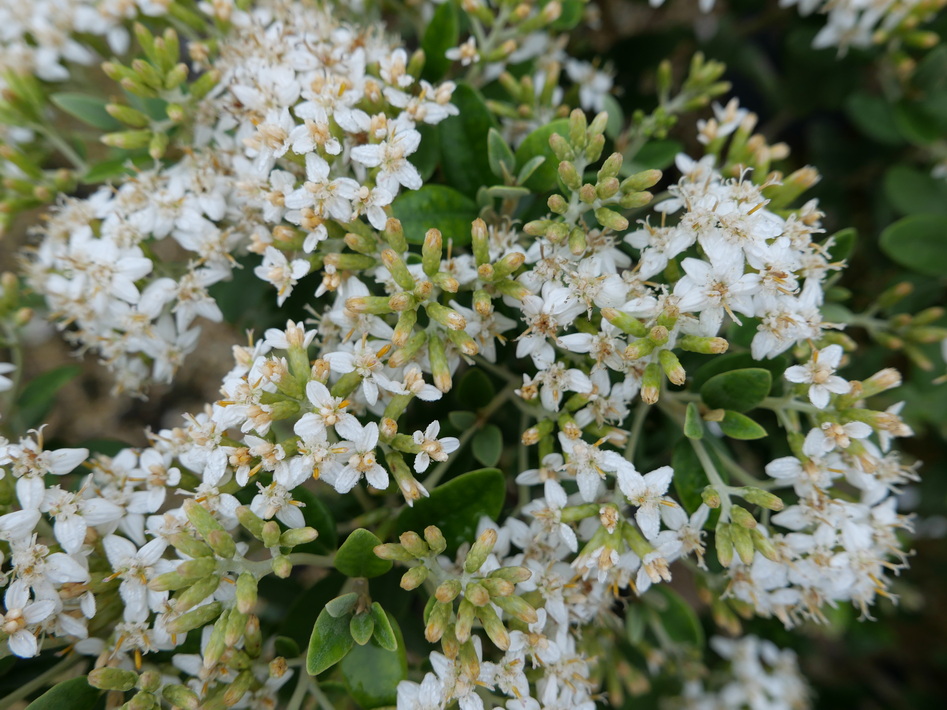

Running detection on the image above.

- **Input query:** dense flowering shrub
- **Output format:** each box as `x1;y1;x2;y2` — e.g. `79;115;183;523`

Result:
1;1;946;709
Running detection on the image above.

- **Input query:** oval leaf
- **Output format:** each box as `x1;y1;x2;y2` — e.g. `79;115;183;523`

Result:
339;613;407;709
397;468;506;555
307;607;355;675
438;83;497;197
700;368;772;413
719;411;767;440
392;184;478;246
26;676;100;710
334;528;392;579
514;119;570;193
879;214;947;277
472;425;503;467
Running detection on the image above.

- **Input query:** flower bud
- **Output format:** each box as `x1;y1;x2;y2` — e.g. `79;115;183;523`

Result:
464;528;498;573
455;598;476;643
424;526;448;555
741;487;784;511
167;601;223;635
89;667;138;692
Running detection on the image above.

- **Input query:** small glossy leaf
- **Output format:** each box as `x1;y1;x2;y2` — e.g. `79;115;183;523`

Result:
700;368;772;413
275;636;301;658
371;602;397;651
488;128;516;179
293;487;337;554
647;586;704;648
514;119;570;193
884;165;947;216
350;611;375;646
719;411;767;440
421;0;459;82
18;365;82;430
26;676;100;710
51;93;122;130
392;185;478;246
448;411;477;430
879;214;947;277
683;402;703;440
456;368;495;409
325;592;359;618
339;613;407;708
334;529;392;579
671;439;717;515
438;83;497;197
472;425;503;467
397;468;506;555
307;607;355;675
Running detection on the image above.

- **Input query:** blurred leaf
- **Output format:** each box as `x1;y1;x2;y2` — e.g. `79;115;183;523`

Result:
719;411;767;440
879;214;947;277
18;365;82;430
421;0;459;82
392;184;478;246
334;528;392;579
26;677;100;710
472;425;502;467
456;368;495;408
884;165;947;216
397;468;505;555
700;368;772;412
307;607;355;675
514;118;570;193
51;93;122;130
438;83;497;197
339;612;406;708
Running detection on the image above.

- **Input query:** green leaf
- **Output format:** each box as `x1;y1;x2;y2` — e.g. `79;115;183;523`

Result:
844;92;903;145
17;365;82;430
690;353;788;397
392;185;479;246
456;368;495;409
448;411;477;430
827;227;857;262
488;128;516;179
26;677;101;710
671;438;728;516
472;425;503;467
879;214;947;277
275;636;301;658
683;402;703;440
602;94;624;141
307;607;355;675
397;468;506;555
894;100;942;145
350;611;375;646
339;613;407;708
51;93;122;130
421;0;459;82
700;368;772;413
370;602;397;651
514;118;570;193
292;487;338;554
647;586;704;648
884;165;947;216
719;411;767;440
334;528;392;579
438;83;497;197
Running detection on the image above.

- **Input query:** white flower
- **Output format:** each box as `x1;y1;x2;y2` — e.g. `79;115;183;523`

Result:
412;422;460;473
784;344;850;408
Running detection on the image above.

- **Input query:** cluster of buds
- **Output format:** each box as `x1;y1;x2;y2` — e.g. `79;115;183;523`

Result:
525;108;661;253
101;23;220;159
376;526;538;658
